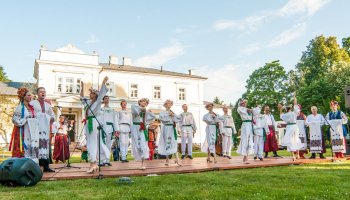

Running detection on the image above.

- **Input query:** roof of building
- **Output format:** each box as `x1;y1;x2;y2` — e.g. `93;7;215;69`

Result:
100;63;207;80
0;82;19;96
0;82;36;95
203;101;232;109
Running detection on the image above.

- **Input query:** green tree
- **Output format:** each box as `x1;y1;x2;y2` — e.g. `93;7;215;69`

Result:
213;96;224;105
296;35;350;114
242;60;290;118
342;37;350;56
0;65;11;82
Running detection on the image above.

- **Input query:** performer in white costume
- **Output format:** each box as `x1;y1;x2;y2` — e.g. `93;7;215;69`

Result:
278;95;302;161
218;105;237;159
178;104;197;160
116;100;133;163
99;95;117;166
252;106;269;161
131;98;156;169
158;99;182;166
202;103;221;163
30;87;55;172
236;99;254;164
10;88;40;164
305;106;326;159
296;105;308;159
80;76;109;173
326;100;348;160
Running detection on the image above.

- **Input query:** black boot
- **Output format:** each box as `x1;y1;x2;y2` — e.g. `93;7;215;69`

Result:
264;152;268;158
181;155;186;159
43;159;55;172
273;151;281;158
309;153;316;159
319;153;326;159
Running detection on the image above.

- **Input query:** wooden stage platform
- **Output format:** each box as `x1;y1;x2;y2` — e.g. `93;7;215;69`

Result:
42;156;341;181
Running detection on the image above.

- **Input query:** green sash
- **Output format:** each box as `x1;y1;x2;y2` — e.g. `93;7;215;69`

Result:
87;116;95;134
242;120;252;123
287;123;296;125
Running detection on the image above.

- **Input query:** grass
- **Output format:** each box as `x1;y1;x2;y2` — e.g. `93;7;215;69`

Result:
0;160;349;200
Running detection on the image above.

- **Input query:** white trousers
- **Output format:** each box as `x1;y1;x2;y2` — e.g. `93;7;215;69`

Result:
254;135;264;158
181;131;193;156
119;132;129;160
100;131;112;163
222;134;232;156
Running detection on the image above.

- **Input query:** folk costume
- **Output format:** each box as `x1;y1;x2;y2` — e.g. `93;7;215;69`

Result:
252;107;269;160
100;106;117;165
236;106;254;156
116;109;133;162
218;114;237;158
10;103;40;163
52;122;70;163
280;105;302;153
179;111;197;159
296;106;308;158
263;112;279;158
306;114;326;158
30;99;55;171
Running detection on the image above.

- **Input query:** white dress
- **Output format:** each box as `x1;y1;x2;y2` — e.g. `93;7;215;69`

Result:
280;105;302;152
158;111;181;156
12;104;40;164
201;113;221;154
326;111;348;153
80;84;109;163
296;116;307;151
236;107;254;156
306;114;325;153
130;104;155;161
30;100;55;160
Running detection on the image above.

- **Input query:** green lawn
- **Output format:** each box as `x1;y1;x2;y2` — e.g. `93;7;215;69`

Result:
0;160;349;200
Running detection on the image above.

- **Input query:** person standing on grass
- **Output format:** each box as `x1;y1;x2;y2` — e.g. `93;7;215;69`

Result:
116;99;133;163
218;105;237;159
278;95;302;161
31;87;56;172
99;95;117;167
178;104;197;160
326;100;348;160
80;76;109;174
252;105;269;161
263;105;281;158
305;106;326;159
52;115;70;164
236;99;254;164
158;99;182;166
131;98;156;169
201;103;221;163
296;104;308;159
10;88;40;163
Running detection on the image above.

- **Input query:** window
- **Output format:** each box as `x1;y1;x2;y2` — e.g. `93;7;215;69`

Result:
65;78;74;93
57;77;63;92
130;84;138;98
76;78;81;93
153;86;161;100
179;88;186;101
106;82;115;96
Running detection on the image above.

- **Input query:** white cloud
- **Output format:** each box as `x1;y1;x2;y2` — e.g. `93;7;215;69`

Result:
240;43;262;55
278;0;331;17
212;0;330;32
85;34;99;44
134;40;185;67
196;63;260;103
268;23;307;47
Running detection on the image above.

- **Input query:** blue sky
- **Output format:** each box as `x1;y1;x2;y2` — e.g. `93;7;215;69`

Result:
0;0;349;103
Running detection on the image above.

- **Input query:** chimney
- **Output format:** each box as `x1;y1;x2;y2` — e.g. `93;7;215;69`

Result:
160;66;163;72
122;57;131;66
188;69;192;76
109;55;118;65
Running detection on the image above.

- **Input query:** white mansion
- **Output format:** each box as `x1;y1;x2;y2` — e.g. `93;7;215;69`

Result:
34;44;224;145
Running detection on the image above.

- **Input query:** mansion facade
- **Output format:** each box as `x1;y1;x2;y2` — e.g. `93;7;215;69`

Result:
34;44;218;145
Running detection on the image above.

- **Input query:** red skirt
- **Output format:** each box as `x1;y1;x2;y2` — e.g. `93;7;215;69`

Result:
264;126;279;152
53;135;70;162
10;126;25;158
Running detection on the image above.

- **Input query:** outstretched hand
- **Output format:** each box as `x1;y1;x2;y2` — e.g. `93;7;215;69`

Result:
102;76;109;85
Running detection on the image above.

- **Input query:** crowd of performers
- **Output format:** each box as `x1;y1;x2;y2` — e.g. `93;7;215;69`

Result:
9;76;349;174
